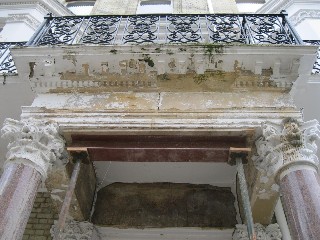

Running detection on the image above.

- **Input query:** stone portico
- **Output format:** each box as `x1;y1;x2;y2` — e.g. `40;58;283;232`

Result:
0;21;319;240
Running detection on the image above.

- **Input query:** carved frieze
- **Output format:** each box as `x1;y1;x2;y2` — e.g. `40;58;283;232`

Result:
1;118;66;178
233;223;282;240
253;118;320;176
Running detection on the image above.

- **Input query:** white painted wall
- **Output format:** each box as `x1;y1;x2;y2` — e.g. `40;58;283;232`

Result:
0;22;35;42
0;78;35;173
93;162;237;189
295;19;320;40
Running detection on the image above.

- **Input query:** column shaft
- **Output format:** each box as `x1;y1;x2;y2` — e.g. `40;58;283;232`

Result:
0;163;41;240
280;169;320;240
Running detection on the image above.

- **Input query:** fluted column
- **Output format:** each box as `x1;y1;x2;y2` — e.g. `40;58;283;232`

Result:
0;118;65;240
254;118;320;240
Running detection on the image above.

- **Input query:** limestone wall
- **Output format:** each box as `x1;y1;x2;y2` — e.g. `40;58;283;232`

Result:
91;0;238;14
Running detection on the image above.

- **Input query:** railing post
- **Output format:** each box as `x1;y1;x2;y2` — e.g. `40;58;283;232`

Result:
280;10;303;45
26;13;53;46
53;149;90;240
228;147;256;240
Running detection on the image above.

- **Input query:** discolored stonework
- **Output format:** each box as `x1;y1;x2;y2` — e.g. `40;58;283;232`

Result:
92;182;236;228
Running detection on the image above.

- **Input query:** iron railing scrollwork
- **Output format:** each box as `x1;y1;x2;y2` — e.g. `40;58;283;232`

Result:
304;40;320;74
0;42;26;75
27;13;303;46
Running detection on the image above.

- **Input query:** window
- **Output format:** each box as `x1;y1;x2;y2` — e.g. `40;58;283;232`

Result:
66;0;95;15
236;1;266;13
136;0;173;14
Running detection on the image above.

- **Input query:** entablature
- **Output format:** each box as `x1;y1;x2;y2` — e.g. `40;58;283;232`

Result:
12;44;317;93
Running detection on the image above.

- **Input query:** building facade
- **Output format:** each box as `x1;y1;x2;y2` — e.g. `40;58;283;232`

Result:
0;0;320;239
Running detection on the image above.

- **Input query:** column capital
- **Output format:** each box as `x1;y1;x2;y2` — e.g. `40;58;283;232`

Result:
253;118;320;178
1;118;66;178
232;223;282;240
50;220;94;239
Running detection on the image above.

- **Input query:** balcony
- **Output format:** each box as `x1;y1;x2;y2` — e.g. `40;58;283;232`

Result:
28;13;302;45
5;13;318;94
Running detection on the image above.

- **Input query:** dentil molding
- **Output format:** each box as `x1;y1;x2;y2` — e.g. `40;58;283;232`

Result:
1;118;66;178
253;118;320;177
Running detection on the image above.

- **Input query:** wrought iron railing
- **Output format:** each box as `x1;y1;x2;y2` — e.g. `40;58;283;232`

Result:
304;40;320;74
27;13;303;46
0;42;26;75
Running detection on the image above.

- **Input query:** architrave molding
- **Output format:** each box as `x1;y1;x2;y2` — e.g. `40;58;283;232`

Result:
256;0;320;14
0;0;73;16
6;13;41;30
289;9;320;26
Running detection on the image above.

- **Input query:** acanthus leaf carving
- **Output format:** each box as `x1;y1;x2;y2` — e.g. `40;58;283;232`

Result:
1;118;66;178
253;118;320;177
50;220;95;240
232;223;282;240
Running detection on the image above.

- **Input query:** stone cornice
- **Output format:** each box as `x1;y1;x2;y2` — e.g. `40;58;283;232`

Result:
0;0;73;16
6;13;41;30
1;118;66;178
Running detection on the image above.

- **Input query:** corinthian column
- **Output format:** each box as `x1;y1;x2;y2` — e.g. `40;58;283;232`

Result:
254;118;320;240
0;118;65;240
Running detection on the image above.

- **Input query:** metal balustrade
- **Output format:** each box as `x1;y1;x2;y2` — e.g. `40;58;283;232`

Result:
0;42;26;75
1;14;320;76
27;13;303;46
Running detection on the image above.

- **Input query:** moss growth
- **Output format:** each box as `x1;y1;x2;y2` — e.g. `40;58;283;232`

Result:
158;73;170;81
204;44;224;56
194;74;208;84
110;49;117;54
143;55;155;67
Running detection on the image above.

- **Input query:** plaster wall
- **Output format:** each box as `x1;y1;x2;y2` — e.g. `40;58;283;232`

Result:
0;22;35;41
295;19;320;39
93;162;236;189
0;78;35;172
